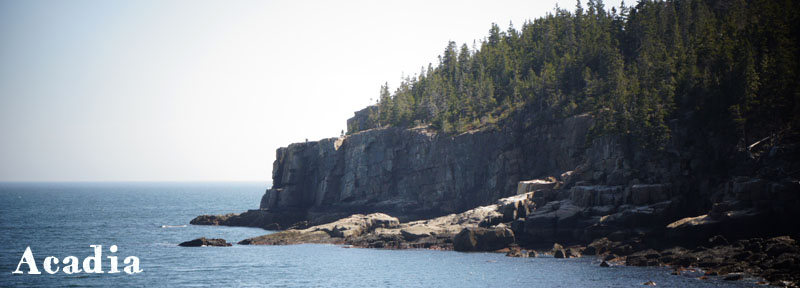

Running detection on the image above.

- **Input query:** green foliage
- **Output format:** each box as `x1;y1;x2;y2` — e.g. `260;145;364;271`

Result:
365;0;800;149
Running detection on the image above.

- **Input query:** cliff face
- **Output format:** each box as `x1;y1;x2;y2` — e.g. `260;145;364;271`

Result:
193;105;798;246
259;112;592;226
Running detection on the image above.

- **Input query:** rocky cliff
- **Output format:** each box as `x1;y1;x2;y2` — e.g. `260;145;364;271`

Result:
190;106;800;284
194;106;799;244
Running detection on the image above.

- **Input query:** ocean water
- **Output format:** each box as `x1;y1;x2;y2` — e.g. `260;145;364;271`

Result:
0;182;763;287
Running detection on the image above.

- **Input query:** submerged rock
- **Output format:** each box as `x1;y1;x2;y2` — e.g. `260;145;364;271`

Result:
179;237;232;247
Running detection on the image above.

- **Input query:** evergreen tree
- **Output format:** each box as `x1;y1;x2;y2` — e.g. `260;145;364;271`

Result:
359;0;800;150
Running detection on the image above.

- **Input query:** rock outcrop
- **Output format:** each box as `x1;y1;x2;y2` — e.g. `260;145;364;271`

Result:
191;209;306;230
240;192;535;250
178;237;232;247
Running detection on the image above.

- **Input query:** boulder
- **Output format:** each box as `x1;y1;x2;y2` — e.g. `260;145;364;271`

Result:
505;248;532;258
453;227;515;251
552;243;568;258
179;237;232;247
567;247;583;258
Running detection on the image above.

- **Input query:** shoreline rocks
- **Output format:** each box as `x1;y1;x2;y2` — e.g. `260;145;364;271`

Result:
193;175;800;286
584;234;800;286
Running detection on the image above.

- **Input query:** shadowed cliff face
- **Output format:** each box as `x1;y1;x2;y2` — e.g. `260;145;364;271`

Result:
260;114;593;224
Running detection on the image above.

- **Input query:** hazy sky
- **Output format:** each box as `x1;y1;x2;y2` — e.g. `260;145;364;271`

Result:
0;0;622;182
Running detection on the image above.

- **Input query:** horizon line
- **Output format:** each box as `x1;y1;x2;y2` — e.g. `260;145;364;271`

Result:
0;180;273;184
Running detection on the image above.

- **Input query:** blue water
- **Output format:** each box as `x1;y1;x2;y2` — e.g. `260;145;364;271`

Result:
0;182;763;287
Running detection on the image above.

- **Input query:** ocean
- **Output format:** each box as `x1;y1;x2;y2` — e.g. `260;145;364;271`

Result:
0;182;762;287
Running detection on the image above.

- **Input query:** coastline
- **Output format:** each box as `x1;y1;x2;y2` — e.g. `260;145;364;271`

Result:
192;190;800;286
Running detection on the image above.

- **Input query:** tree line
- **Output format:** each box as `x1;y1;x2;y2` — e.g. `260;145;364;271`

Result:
351;0;799;150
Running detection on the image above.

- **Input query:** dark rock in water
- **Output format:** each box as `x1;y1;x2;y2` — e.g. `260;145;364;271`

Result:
190;209;306;231
643;280;656;286
600;261;610;267
506;248;529;258
552;243;564;253
190;213;238;225
179;237;232;247
552;242;569;258
553;244;583;258
453;227;515;252
567;247;583;258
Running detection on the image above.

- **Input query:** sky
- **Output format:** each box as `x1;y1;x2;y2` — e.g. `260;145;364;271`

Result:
0;0;623;182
